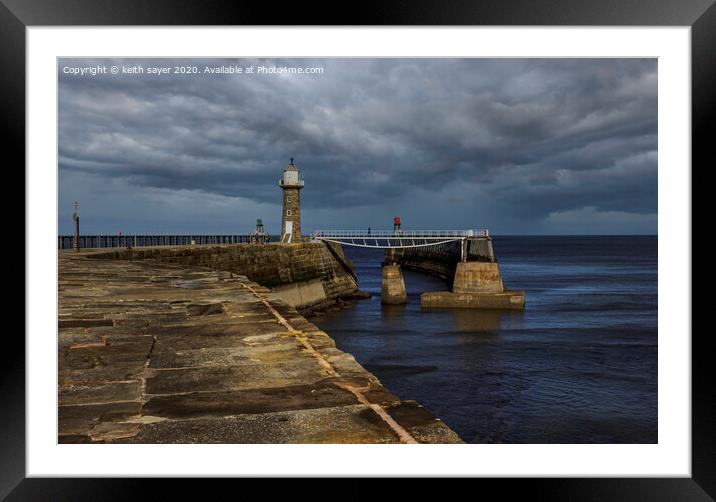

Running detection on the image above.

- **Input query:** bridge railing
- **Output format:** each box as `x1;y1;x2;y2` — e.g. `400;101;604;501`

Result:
313;229;488;239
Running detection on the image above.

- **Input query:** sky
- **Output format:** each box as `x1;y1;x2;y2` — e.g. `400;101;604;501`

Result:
58;58;657;235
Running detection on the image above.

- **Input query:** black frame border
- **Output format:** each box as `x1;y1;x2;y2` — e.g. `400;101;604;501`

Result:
6;0;711;499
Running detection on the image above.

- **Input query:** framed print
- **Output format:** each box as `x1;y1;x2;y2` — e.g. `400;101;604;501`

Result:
7;0;712;498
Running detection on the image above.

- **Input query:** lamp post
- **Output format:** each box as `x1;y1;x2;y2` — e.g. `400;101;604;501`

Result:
72;202;80;252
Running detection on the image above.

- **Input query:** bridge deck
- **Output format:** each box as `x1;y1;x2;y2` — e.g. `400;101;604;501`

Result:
313;229;489;249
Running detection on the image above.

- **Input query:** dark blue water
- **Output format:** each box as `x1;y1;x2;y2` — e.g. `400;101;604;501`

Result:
312;236;657;444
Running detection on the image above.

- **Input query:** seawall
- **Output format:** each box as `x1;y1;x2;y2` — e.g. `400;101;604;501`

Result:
88;242;361;314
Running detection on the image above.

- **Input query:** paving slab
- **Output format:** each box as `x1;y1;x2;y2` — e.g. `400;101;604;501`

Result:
113;405;402;444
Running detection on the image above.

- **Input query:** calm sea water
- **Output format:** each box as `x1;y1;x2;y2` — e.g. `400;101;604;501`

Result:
312;236;657;444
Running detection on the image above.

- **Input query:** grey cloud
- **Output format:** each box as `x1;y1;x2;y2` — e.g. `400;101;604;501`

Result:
58;58;657;234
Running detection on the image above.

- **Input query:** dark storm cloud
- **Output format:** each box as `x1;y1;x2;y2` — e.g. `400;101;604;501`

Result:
58;58;657;234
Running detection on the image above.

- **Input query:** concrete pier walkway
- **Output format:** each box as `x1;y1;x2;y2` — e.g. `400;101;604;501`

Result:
58;251;461;444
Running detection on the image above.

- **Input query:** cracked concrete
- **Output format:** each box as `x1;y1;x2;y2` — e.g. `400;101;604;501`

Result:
58;248;462;444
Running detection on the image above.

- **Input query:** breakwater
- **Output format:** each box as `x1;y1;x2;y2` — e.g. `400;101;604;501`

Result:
58;247;461;444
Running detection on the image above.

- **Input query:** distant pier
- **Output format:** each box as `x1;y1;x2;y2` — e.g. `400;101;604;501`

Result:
58;233;267;250
313;230;525;309
392;237;525;310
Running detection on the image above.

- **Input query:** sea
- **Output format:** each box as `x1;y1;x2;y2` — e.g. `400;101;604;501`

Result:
311;236;658;444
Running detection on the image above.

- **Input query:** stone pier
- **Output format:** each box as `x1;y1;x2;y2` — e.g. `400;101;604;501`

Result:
58;248;461;444
390;237;525;310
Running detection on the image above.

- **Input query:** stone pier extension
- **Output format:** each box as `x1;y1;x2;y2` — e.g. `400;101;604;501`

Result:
391;237;525;310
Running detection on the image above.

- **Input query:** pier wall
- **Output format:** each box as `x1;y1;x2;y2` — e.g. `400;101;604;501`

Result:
388;237;525;310
389;238;496;285
389;242;458;283
88;242;359;312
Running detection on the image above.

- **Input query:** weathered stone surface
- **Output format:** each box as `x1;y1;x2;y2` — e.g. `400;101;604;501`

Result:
421;289;526;310
59;401;142;436
452;261;504;293
384;401;463;444
60;336;154;370
148;345;304;369
58;249;461;443
86;241;359;309
381;264;408;305
59;381;142;405
142;381;361;419
113;405;404;444
272;278;327;308
145;360;330;395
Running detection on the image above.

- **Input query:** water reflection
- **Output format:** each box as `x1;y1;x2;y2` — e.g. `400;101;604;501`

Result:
381;303;408;322
422;307;525;332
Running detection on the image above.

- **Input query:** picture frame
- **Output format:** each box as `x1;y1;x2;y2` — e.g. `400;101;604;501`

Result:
6;0;710;497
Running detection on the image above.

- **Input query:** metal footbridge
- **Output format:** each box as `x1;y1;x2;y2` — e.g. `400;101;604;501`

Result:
311;229;489;249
